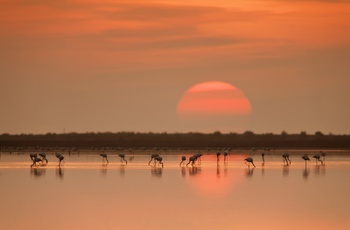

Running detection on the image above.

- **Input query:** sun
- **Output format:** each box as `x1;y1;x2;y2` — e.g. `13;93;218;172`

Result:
176;81;252;133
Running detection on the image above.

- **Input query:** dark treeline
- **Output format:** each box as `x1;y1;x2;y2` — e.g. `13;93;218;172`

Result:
0;131;349;149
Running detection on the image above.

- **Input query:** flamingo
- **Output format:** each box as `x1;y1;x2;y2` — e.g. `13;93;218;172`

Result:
313;154;323;165
302;154;310;167
186;155;198;167
224;151;229;162
244;157;256;167
195;152;203;163
31;157;43;167
180;156;186;166
29;153;37;161
39;153;48;163
118;153;127;164
99;153;109;164
154;156;163;167
148;154;159;165
320;151;326;162
55;152;65;166
282;153;291;165
216;151;221;162
261;152;265;163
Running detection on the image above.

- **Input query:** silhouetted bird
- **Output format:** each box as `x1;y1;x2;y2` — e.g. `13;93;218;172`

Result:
244;157;256;167
261;152;265;163
216;152;221;162
148;154;159;165
313;154;323;165
320;151;326;162
118;153;127;164
302;154;310;167
39;153;48;163
195;152;203;163
282;153;291;165
99;153;109;164
180;156;186;166
55;152;65;166
186;155;198;167
31;157;42;167
224;151;229;162
30;153;37;161
154;156;163;167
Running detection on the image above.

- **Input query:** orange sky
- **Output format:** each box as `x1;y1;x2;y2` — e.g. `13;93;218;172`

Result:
1;0;349;134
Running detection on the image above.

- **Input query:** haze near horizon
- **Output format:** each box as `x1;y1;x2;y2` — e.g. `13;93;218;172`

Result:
1;0;349;134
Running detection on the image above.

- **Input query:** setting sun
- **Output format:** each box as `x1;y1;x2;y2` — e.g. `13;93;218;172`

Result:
176;81;252;133
177;81;252;116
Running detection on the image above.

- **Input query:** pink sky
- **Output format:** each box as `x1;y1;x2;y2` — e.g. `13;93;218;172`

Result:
1;0;349;134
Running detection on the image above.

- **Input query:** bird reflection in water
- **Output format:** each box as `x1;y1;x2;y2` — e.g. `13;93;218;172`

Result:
245;167;255;177
56;167;64;179
30;167;46;177
261;162;265;176
151;166;163;177
181;167;186;177
314;164;326;176
119;165;126;176
188;166;199;176
303;167;310;180
100;164;108;176
283;165;289;177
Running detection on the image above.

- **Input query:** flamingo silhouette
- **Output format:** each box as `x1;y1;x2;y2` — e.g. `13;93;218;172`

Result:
118;153;128;164
154;156;163;167
99;153;109;164
282;153;291;165
55;152;65;166
186;155;198;167
224;151;229;162
313;154;323;165
180;156;186;166
30;153;37;161
302;154;310;167
261;152;265;163
31;157;43;167
39;153;48;163
320;151;326;162
148;154;159;165
195;152;203;163
216;152;221;162
244;157;256;167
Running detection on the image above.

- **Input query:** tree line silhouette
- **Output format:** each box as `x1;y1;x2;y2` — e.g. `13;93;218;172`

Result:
0;131;349;150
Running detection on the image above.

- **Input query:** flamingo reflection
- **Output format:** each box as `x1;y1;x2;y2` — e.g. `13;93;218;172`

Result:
56;166;64;179
151;167;163;177
245;167;255;177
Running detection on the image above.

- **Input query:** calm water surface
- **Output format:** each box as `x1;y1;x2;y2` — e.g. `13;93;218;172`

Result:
1;150;350;230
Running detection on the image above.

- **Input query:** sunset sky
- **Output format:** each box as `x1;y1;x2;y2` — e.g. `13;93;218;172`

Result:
1;0;349;134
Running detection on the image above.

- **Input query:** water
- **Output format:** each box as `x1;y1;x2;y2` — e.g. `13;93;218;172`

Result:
1;150;350;230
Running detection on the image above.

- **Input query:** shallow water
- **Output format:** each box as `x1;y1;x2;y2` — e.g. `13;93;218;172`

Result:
1;151;350;230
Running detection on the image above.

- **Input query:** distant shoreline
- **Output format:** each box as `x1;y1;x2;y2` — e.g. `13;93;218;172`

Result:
1;132;349;150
